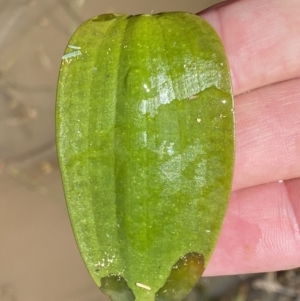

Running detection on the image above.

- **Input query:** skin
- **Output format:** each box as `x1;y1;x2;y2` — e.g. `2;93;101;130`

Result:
197;0;300;276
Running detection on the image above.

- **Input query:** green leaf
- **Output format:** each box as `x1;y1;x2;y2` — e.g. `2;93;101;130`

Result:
56;12;234;301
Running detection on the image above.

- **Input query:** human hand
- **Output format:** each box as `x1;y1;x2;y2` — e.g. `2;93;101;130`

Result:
198;0;300;276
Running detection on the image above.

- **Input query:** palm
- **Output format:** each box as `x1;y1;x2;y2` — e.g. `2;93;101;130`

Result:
198;0;300;276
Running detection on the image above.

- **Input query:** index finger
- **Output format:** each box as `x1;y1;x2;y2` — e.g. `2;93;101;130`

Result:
198;0;300;95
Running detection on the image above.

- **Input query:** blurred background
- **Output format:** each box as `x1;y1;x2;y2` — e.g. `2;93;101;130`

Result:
1;1;299;300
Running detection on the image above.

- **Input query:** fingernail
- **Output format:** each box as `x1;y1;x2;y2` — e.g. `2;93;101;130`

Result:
197;0;238;15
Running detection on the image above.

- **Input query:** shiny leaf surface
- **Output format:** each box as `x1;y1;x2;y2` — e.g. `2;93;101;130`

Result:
56;12;234;301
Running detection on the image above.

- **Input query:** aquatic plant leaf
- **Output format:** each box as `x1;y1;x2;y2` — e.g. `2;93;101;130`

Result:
56;12;234;301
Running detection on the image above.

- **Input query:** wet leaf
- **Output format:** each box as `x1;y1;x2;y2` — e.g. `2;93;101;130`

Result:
56;12;234;301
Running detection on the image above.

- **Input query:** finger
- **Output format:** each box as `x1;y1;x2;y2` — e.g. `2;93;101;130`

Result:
233;78;300;191
198;0;300;95
203;177;300;276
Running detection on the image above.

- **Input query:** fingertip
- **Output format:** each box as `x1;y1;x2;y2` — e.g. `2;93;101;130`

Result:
196;0;238;16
